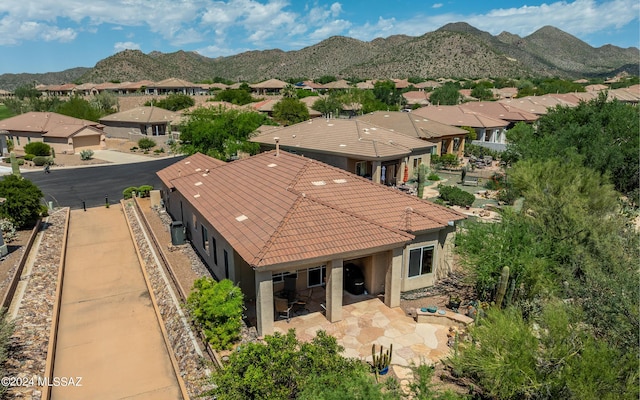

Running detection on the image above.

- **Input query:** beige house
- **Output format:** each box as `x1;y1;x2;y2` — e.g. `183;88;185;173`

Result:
0;112;104;154
412;105;510;151
145;78;204;95
99;106;181;138
250;118;437;186
356;111;468;158
157;151;465;336
250;79;289;96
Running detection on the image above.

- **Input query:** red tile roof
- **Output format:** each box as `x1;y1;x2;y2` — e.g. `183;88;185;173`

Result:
157;152;226;189
0;112;103;136
159;151;464;268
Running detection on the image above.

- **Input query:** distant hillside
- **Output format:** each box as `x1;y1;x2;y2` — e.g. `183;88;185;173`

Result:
0;23;638;90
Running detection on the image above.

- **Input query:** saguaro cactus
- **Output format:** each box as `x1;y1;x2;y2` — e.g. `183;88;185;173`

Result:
10;152;20;177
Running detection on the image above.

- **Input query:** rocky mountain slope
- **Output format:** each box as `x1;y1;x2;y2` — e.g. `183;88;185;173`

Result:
0;23;637;90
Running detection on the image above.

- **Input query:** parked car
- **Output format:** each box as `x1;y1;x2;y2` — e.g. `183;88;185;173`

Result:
343;263;365;295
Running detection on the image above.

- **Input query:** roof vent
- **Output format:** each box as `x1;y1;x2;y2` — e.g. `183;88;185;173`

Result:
333;179;347;184
195;181;203;186
195;168;202;172
267;163;277;168
194;193;201;198
185;161;191;165
236;215;248;222
339;144;346;147
311;181;326;186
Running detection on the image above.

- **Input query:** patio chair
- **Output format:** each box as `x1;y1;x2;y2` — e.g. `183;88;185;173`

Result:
275;297;292;322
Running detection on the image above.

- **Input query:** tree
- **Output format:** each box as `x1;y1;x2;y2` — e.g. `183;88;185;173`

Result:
0;175;43;229
470;85;494;101
56;96;102;121
13;84;41;100
179;107;267;159
506;93;640;201
24;142;51;156
315;75;337;84
213;89;257;105
90;92;118;114
146;93;194;111
311;96;342;117
187;278;244;350
272;97;310;125
429;82;462;105
373;80;404;109
210;329;391;400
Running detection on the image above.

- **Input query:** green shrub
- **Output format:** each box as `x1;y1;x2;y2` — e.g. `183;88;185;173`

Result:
153;148;163;154
438;185;475;207
431;153;459;169
187;278;244;350
427;172;440;181
79;149;94;160
17;159;24;166
136;185;153;197
138;138;156;150
485;172;507;190
32;156;53;166
122;186;138;199
23;154;35;161
24;142;51;156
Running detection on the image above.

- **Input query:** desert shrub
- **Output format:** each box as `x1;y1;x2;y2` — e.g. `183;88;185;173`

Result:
187;278;244;350
427;172;440;181
136;185;153;197
438;185;475;207
79;149;94;160
24;142;51;156
122;186;138;199
17;159;24;166
431;153;459;169
0;175;43;228
32;156;53;166
138;138;156;150
130;146;138;152
153;148;165;154
23;154;35;161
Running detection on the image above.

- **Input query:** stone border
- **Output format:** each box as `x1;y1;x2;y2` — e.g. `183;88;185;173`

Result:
414;308;473;329
41;208;70;400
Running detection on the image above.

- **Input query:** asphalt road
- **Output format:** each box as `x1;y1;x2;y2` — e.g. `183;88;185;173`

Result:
22;156;184;209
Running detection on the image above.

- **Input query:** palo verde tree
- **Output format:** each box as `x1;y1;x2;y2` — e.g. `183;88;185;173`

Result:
429;82;463;105
0;175;44;229
272;97;310;125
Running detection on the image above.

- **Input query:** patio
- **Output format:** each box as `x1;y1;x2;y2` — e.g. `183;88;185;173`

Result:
270;294;453;370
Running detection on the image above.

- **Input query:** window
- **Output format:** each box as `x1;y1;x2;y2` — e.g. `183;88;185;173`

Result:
224;250;229;279
413;157;422;169
408;246;434;278
201;225;209;254
307;265;326;287
355;161;367;177
272;271;298;283
212;237;218;265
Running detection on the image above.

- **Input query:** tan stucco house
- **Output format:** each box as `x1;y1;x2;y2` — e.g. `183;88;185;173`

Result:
99;106;181;138
251;118;437;186
157;151;465;336
0;112;104;154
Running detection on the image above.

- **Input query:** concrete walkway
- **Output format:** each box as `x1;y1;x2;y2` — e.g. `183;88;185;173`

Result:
51;205;182;400
92;149;167;164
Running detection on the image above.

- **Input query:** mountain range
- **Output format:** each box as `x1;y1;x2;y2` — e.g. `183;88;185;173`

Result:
0;23;638;91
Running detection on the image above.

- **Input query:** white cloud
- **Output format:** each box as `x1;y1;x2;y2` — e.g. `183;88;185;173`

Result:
308;19;351;40
114;41;141;52
432;3;443;9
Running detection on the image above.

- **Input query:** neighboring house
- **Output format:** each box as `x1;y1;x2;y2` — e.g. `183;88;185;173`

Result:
0;90;14;98
412;105;510;151
402;91;430;107
250;79;289;96
251;97;322;119
499;95;576;116
39;83;76;97
490;87;518;99
250;118;437;185
0;112;104;154
460;101;538;129
99;106;181;138
323;79;352;90
356;111;468;158
145;78;204;95
157;150;465;335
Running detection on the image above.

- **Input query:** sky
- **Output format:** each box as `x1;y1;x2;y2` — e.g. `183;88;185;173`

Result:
0;0;638;75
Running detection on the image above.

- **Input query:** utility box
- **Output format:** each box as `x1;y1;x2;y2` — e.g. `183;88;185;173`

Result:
170;221;185;245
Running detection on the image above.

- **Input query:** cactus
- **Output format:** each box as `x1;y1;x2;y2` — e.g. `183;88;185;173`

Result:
10;152;20;178
495;266;510;308
371;343;393;381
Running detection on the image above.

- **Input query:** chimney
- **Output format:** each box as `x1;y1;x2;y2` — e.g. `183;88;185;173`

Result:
274;137;280;156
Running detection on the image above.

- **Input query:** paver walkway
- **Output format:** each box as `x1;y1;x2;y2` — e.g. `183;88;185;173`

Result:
51;205;182;400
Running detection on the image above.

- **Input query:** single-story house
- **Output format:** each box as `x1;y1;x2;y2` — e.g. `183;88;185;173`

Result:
0;112;105;154
412;105;510;151
250;118;437;186
145;78;205;96
251;98;322;119
250;79;289;96
99;106;181;138
460;101;538;129
356;111;469;158
157;150;465;335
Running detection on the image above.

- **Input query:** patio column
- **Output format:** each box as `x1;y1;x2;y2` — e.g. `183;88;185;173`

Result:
326;258;343;322
371;160;382;184
384;247;403;308
458;136;466;158
255;270;274;337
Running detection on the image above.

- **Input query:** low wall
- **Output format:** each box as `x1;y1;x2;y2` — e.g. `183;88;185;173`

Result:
415;308;473;329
